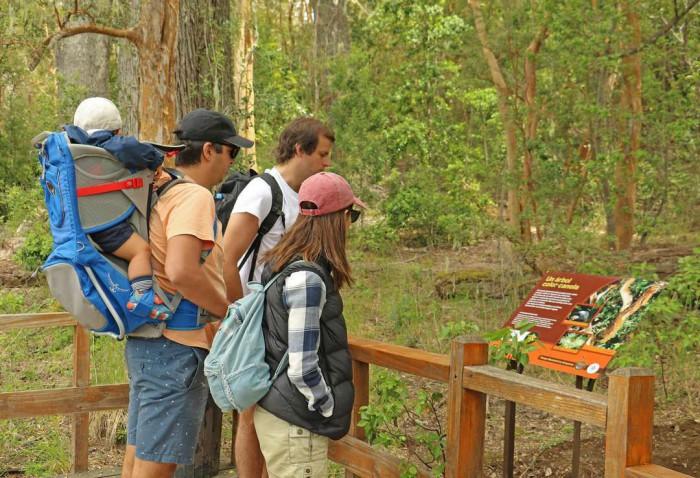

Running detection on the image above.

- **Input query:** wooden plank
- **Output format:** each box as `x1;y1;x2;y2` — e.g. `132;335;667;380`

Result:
445;337;488;478
0;384;129;419
329;434;431;478
503;400;516;478
625;465;694;478
462;365;608;427
346;360;370;478
54;466;123;477
71;325;91;473
0;312;76;331
350;360;370;441
349;337;450;382
605;368;655;477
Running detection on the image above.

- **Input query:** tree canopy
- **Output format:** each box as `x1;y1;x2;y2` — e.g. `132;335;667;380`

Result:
1;0;699;252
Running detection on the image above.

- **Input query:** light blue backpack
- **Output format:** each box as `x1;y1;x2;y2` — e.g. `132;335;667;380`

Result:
204;266;296;412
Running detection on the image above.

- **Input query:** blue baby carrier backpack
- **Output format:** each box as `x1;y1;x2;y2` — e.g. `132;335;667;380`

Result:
33;130;214;339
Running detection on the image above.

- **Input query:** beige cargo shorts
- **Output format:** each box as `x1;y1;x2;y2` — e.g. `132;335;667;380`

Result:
254;406;329;478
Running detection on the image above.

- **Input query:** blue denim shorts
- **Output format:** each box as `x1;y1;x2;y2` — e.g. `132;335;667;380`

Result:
90;220;134;253
125;336;209;464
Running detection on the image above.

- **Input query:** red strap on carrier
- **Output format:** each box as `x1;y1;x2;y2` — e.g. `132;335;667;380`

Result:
76;177;144;197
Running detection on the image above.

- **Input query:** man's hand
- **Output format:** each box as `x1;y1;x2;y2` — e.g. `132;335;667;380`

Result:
222;212;259;302
165;234;228;319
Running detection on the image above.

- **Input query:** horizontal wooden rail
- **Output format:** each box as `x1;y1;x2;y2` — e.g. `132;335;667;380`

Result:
0;312;75;331
348;337;450;382
0;384;129;419
329;435;431;478
2;314;693;478
462;364;608;427
625;465;694;478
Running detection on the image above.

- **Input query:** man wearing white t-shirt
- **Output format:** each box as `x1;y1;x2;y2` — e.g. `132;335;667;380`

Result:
222;117;334;478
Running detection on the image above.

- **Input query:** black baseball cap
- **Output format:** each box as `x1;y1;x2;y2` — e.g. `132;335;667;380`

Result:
173;108;254;148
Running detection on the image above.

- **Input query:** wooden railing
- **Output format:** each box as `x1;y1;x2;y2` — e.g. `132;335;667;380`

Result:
0;312;694;478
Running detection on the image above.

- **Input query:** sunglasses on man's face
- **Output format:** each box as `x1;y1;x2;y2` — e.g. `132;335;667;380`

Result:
228;145;241;160
218;144;240;160
346;206;361;223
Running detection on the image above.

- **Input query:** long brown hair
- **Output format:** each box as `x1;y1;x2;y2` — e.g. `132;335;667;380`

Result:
262;210;352;289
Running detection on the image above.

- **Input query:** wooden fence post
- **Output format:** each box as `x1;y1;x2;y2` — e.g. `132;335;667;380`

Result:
71;325;90;473
346;359;369;478
176;393;222;477
604;368;654;478
445;337;488;478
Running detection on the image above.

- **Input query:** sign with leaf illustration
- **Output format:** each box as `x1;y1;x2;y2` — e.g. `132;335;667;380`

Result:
503;272;666;379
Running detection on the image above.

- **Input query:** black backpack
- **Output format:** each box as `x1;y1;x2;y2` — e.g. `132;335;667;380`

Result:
215;170;285;281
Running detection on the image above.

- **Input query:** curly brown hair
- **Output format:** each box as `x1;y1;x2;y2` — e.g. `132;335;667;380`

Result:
275;117;335;164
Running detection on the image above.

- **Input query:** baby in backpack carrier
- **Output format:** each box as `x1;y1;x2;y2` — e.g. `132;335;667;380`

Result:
66;97;171;321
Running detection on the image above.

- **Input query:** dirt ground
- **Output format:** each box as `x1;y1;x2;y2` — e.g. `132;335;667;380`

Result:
527;420;700;477
482;400;700;477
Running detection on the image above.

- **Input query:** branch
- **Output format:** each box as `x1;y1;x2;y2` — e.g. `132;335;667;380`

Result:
28;23;139;71
52;1;63;28
617;0;700;58
469;0;511;97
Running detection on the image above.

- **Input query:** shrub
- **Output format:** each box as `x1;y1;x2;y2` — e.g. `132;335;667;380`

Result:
14;220;53;271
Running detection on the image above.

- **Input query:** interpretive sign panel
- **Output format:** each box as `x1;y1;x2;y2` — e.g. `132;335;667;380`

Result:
504;272;665;379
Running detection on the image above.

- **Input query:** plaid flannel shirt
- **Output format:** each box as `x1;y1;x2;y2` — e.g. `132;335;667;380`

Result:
283;269;334;417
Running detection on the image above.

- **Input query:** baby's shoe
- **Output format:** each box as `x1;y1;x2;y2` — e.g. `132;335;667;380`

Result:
126;288;172;321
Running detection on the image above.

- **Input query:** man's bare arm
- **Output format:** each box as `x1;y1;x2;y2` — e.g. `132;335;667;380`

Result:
165;234;228;319
222;212;259;302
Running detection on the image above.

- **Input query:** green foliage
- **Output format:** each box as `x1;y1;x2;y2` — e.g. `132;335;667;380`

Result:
358;369;446;476
329;0;493;246
438;320;479;342
485;321;540;368
0;290;24;313
668;248;700;309
350;221;399;254
14;220;53;271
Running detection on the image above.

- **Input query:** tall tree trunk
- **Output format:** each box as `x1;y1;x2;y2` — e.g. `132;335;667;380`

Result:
314;0;349;109
177;0;206;117
469;0;520;232
316;0;349;56
522;26;548;241
136;0;180;143
234;0;257;169
615;1;642;250
55;15;110;101
176;0;232;116
116;0;141;136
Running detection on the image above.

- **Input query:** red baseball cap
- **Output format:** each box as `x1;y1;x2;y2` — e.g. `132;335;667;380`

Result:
299;172;367;216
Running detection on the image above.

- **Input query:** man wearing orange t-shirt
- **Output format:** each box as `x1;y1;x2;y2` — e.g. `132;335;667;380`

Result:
121;109;253;478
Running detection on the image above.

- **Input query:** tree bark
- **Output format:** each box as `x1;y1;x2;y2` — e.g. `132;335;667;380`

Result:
136;0;180;143
176;0;206;117
176;0;232;117
615;1;642;250
234;0;257;169
469;0;520;232
54;15;110;100
522;25;548;241
116;0;141;136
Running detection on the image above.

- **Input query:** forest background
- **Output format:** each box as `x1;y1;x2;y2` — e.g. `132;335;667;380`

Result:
0;0;699;476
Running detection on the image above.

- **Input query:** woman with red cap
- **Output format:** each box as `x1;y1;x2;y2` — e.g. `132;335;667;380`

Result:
254;172;366;477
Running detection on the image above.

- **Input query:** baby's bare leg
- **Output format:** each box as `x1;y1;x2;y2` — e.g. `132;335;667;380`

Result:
111;233;152;280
